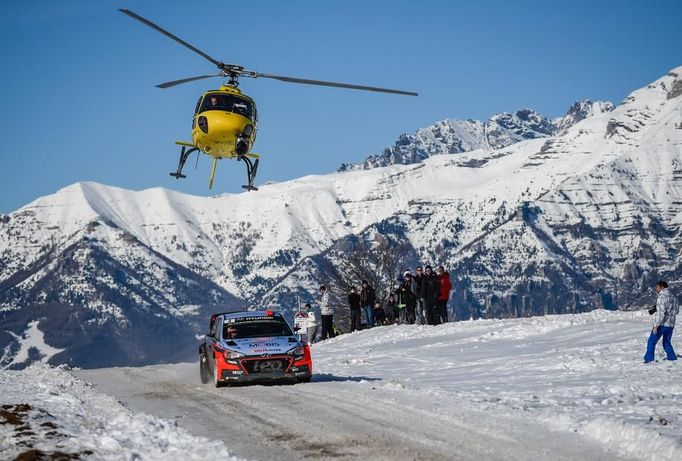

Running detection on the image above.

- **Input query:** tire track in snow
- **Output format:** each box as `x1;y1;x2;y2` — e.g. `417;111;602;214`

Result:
76;363;627;461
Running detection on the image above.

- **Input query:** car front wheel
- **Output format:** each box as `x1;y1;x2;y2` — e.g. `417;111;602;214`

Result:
199;349;210;384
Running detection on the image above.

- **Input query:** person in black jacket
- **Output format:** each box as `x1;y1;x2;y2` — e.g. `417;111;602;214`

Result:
402;271;417;324
373;301;386;326
384;293;397;325
348;286;362;332
414;266;425;324
395;284;408;324
420;265;440;325
360;280;376;328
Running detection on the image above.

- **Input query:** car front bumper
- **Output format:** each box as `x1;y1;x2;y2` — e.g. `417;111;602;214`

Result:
218;355;312;383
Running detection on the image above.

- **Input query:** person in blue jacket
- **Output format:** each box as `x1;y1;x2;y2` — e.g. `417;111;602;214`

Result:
644;281;679;363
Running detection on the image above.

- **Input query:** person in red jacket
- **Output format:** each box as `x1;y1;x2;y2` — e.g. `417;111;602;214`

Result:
436;266;452;323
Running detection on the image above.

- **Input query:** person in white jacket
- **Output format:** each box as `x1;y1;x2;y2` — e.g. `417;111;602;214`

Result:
304;303;319;343
319;285;335;340
644;280;679;363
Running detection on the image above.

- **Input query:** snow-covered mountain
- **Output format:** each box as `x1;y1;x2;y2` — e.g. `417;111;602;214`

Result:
338;100;614;171
553;100;615;133
1;66;681;368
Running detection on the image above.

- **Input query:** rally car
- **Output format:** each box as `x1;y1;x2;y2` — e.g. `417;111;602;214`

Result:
199;310;313;387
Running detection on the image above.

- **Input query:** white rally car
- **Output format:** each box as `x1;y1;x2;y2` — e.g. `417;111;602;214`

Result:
199;310;313;387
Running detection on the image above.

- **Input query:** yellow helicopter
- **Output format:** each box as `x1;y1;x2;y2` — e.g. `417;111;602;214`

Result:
120;9;418;191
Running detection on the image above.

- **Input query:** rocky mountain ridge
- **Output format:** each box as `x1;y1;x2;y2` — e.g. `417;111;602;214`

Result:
338;100;614;171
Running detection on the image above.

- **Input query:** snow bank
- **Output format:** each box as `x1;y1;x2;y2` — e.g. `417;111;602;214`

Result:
314;309;682;461
0;364;242;460
3;310;680;460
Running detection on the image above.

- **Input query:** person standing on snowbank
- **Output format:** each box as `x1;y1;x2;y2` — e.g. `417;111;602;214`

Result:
420;266;440;325
401;271;417;324
305;303;319;343
385;293;397;325
414;266;425;324
360;280;376;328
644;281;679;363
436;266;452;324
319;285;335;341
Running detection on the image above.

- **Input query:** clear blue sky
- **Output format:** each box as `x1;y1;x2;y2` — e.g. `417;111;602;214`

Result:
1;0;681;213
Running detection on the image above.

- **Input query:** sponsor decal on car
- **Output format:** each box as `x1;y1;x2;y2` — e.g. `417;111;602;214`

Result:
226;316;278;323
249;342;280;348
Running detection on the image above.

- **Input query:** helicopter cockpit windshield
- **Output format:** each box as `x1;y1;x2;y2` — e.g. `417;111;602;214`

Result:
200;93;255;120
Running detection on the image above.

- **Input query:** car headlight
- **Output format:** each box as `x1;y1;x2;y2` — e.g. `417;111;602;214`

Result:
288;346;305;358
223;350;245;360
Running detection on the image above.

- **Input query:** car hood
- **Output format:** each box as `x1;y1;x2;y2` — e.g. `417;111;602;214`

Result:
221;336;299;355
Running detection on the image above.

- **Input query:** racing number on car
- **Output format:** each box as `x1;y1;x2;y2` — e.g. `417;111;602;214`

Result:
253;360;283;373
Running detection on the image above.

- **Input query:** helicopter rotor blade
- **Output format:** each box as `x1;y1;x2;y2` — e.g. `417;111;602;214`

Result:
254;72;418;96
119;9;223;69
156;74;223;89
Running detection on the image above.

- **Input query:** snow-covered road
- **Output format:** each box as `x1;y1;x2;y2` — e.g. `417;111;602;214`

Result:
77;361;619;461
71;309;682;461
3;309;679;460
78;358;615;460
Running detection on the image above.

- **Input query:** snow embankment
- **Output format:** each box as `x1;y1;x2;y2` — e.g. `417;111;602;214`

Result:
314;309;682;461
1;310;680;460
0;365;241;460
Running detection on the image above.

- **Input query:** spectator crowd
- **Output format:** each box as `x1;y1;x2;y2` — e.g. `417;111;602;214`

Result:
301;265;453;343
299;276;678;366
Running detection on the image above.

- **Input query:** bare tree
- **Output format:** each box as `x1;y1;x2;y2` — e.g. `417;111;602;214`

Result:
319;233;413;331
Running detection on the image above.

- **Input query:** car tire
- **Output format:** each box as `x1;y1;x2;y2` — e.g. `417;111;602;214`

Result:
214;363;224;388
199;349;210;384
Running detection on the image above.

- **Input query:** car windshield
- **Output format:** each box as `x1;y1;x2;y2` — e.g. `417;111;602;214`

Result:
199;93;254;120
223;318;293;339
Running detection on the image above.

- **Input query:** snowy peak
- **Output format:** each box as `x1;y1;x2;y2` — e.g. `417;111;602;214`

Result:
666;68;682;99
339;100;614;171
553;100;615;133
487;108;557;149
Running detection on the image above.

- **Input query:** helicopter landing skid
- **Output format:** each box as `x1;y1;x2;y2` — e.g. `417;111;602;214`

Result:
170;145;199;179
239;155;259;191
